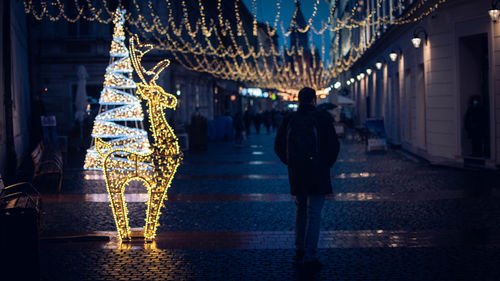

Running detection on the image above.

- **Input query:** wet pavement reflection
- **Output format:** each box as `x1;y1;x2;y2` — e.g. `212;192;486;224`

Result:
41;229;500;250
39;133;500;280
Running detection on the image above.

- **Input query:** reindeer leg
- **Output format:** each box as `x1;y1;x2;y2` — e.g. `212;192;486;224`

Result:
144;186;167;241
143;155;181;240
104;169;131;240
144;167;176;241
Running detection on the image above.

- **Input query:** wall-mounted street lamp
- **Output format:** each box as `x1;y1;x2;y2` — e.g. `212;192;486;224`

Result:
411;26;428;48
389;49;400;62
349;78;355;83
334;81;342;89
359;73;366;79
489;0;499;22
346;80;351;86
366;68;373;75
375;61;383;70
176;84;181;96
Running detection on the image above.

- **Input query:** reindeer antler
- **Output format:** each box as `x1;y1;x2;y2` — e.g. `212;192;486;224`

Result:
129;35;170;85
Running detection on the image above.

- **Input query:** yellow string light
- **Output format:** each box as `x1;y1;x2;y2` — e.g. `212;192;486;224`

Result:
85;8;150;171
96;35;182;242
24;0;448;91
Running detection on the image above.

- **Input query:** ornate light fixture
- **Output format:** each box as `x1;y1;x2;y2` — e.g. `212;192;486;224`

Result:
375;61;383;70
349;78;355;83
411;26;428;48
389;49;400;62
489;0;500;22
366;68;373;75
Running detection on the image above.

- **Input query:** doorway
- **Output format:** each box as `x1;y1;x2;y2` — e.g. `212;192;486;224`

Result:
459;33;490;158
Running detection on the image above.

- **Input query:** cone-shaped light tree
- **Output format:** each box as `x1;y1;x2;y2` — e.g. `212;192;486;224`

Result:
84;8;150;170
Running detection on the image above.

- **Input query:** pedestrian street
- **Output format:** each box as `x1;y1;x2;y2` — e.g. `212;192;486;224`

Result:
39;131;500;281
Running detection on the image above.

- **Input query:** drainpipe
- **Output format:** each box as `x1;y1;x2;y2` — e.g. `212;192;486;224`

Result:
3;0;17;184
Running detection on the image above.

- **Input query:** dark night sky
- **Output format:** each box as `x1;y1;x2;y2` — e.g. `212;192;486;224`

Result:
241;0;332;64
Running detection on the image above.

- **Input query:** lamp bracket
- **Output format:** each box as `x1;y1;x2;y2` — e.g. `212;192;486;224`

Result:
413;26;428;42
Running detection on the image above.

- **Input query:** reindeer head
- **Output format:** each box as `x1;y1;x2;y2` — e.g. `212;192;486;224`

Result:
129;35;177;109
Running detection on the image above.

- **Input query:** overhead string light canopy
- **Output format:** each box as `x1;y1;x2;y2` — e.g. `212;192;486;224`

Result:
24;0;449;90
328;0;449;79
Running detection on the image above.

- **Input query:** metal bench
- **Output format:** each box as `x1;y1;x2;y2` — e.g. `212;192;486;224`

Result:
31;142;63;192
0;178;41;280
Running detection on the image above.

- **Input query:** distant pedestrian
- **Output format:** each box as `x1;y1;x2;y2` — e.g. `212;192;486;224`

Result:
243;110;252;136
233;112;244;147
272;110;283;132
264;111;272;134
465;95;489;157
254;112;262;134
317;102;338;125
189;108;208;151
223;112;234;141
274;87;340;272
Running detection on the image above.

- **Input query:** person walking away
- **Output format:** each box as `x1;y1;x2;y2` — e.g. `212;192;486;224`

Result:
253;111;262;134
272;110;283;132
189;108;208;151
317;103;338;126
274;87;340;272
465;95;489;157
233;112;245;147
223;112;234;141
264;111;272;134
243;110;252;136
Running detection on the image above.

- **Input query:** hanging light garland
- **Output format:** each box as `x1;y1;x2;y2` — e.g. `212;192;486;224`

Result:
25;0;448;90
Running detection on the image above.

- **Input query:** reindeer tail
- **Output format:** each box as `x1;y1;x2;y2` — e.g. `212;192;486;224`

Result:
95;138;112;157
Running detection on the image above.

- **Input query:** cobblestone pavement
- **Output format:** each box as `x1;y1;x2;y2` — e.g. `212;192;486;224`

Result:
39;131;500;280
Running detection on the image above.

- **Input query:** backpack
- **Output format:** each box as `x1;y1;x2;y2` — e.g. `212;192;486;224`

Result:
286;111;320;169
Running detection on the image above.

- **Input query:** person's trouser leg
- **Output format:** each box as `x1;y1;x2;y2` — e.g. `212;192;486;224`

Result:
471;137;483;157
235;131;242;145
304;195;325;261
294;195;307;252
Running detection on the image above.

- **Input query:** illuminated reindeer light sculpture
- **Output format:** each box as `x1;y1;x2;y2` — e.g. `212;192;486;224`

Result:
96;36;182;241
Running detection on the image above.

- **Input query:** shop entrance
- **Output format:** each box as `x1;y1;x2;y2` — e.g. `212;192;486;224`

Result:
459;33;490;158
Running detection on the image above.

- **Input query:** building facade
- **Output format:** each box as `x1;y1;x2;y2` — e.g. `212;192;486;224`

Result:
0;0;33;182
331;0;500;168
26;0;261;143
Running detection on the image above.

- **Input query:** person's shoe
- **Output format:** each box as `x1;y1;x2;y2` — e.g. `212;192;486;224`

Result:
303;259;322;272
293;249;305;261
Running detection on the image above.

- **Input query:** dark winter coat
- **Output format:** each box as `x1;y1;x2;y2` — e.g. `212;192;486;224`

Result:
274;104;340;195
233;113;245;131
465;104;488;139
